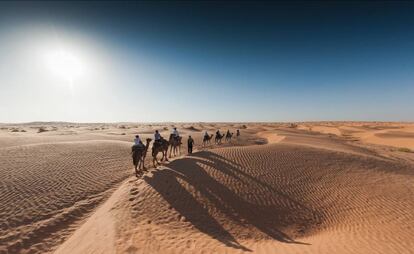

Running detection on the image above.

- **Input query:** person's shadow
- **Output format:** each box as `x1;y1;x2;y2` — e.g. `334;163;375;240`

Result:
144;150;315;251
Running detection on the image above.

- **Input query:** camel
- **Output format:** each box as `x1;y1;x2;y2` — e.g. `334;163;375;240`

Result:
152;138;169;167
203;134;214;146
225;132;233;142
169;134;182;158
132;138;152;177
215;132;225;144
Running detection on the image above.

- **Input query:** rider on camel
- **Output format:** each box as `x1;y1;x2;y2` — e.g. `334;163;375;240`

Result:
133;135;144;150
172;127;180;141
154;130;162;142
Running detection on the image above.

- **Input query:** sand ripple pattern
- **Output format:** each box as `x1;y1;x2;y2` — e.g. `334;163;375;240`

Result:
0;141;131;253
124;141;414;253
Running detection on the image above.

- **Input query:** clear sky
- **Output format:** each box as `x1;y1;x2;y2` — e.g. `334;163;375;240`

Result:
1;1;413;123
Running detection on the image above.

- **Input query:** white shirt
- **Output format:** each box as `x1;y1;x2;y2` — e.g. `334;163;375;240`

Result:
134;137;142;145
154;133;161;140
172;129;179;136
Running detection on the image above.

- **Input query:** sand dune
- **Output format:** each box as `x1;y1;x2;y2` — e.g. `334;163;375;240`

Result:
57;125;414;254
1;122;414;253
297;122;414;150
0;123;255;253
0;140;132;253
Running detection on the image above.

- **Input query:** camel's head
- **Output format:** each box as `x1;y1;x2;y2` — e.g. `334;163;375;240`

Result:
146;138;152;143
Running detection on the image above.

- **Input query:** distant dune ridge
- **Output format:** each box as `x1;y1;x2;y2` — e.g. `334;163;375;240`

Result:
0;122;413;253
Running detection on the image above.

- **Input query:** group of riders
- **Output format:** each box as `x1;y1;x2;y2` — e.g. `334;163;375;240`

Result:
133;127;182;150
133;127;241;153
131;127;241;176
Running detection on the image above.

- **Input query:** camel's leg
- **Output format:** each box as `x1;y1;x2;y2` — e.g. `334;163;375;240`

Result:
135;160;140;177
153;154;158;168
164;150;169;161
138;161;142;175
142;155;146;170
133;156;139;176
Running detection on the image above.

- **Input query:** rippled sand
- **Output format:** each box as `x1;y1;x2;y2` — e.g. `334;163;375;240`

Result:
1;122;414;253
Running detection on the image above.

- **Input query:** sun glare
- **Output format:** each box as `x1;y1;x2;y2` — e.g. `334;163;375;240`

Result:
45;48;84;82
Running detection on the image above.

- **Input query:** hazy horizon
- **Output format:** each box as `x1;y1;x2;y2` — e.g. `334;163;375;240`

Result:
1;1;414;122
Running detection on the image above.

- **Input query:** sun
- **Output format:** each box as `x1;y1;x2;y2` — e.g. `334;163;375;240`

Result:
45;48;84;82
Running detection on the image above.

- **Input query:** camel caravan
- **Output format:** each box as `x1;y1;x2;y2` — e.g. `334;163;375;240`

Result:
131;127;240;177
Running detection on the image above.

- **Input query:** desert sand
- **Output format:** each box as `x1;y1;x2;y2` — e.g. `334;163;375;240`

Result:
1;122;413;253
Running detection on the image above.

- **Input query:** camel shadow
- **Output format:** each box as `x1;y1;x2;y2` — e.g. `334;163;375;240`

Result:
144;150;313;251
144;168;251;251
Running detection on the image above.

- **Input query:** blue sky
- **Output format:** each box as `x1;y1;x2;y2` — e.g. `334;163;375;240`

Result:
0;1;413;122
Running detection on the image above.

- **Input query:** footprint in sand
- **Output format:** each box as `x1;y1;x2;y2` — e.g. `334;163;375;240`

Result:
129;188;139;196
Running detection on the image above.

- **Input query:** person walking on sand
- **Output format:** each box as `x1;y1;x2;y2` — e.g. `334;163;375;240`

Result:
187;135;194;154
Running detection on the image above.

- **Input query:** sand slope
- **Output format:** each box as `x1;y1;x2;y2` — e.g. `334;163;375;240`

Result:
1;122;414;253
0;141;131;253
298;122;414;150
0;122;258;253
58;128;414;254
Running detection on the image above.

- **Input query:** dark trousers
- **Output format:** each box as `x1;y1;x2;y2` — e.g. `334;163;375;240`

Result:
188;145;193;154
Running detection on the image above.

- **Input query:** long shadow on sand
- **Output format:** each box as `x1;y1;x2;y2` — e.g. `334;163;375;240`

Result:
144;150;315;251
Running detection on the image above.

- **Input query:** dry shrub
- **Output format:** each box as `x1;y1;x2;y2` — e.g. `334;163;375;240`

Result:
398;147;412;153
289;123;298;128
38;127;48;133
